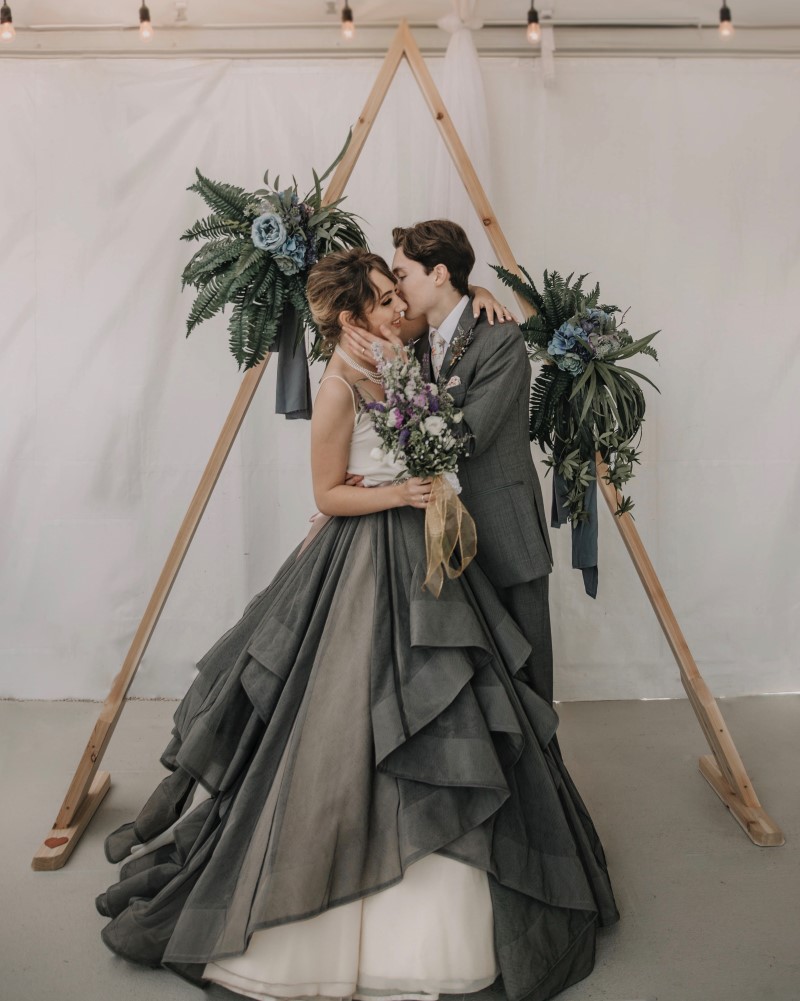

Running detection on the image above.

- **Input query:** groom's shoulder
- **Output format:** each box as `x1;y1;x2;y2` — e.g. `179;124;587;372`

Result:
472;312;527;356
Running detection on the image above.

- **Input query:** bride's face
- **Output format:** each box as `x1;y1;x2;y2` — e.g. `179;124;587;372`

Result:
362;270;406;335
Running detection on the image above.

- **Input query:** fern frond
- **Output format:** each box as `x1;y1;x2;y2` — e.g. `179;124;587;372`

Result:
244;305;280;370
181;240;243;288
188;171;250;221
228;297;255;368
490;265;540;312
181;214;247;243
186;276;229;334
530;367;572;450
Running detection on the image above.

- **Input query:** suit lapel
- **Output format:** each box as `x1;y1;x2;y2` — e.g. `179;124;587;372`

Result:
414;335;432;383
438;299;479;386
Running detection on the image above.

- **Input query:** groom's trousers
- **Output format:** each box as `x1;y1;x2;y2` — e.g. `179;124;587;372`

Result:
495;574;554;707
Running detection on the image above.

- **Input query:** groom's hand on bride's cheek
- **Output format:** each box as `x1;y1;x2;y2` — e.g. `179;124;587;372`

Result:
377;324;407;359
340;321;376;361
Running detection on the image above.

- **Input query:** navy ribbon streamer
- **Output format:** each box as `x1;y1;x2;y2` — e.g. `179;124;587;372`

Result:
550;458;599;599
274;305;312;421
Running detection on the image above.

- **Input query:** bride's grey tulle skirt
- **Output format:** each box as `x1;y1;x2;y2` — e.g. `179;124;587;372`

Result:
96;508;619;1001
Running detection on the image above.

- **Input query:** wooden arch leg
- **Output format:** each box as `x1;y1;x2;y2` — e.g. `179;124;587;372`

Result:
32;361;272;870
595;455;784;847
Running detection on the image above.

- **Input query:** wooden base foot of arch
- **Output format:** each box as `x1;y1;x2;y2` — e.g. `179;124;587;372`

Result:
32;771;111;871
699;756;784;847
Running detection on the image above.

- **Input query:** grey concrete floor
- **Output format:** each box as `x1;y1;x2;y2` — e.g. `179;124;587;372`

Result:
1;696;798;1001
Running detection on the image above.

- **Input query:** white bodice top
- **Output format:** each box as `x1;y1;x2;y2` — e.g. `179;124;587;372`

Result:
319;375;407;487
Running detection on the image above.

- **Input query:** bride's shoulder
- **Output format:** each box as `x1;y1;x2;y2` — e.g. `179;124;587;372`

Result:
312;377;359;444
316;373;356;408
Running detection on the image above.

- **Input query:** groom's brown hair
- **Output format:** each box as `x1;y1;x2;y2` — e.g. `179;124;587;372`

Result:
392;220;474;297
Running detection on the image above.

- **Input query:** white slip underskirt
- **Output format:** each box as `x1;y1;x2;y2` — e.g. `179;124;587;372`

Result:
202;852;499;1001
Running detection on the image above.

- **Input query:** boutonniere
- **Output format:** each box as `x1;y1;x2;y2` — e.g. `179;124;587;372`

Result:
442;325;475;376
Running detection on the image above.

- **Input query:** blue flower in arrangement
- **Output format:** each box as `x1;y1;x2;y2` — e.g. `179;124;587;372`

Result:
548;322;580;356
549;310;623;367
274;233;308;275
556;351;586;376
251;212;287;252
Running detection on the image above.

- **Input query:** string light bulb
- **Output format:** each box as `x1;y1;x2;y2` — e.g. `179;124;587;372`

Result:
341;3;354;40
719;3;734;37
527;4;541;45
139;3;154;40
0;3;15;41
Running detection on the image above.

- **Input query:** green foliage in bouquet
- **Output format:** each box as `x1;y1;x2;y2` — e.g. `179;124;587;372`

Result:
180;134;368;369
492;266;660;520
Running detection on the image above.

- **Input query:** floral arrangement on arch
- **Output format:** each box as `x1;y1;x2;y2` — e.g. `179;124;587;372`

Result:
493;266;660;521
180;134;367;370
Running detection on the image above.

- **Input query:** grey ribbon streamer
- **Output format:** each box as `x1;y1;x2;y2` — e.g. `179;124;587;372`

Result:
550;458;599;599
274;305;312;421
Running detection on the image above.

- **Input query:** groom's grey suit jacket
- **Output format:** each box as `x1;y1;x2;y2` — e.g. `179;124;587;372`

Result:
416;298;552;589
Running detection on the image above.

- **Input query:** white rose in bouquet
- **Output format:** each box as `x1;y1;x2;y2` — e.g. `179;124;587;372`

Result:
423;415;446;437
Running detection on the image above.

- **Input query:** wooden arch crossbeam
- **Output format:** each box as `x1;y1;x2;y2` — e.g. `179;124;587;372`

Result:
32;21;783;871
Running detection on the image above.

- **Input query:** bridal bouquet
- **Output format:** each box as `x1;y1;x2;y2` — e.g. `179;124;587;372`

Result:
181;133;367;370
366;347;476;597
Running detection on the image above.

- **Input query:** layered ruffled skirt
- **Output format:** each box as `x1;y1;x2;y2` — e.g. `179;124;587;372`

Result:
97;509;619;1001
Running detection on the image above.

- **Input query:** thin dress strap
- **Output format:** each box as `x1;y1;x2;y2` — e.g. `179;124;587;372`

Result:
319;374;359;419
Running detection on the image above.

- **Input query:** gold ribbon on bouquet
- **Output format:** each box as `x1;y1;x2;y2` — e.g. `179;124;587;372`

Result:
422;475;477;597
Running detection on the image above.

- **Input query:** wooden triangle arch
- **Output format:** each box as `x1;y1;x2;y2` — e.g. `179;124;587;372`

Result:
32;21;783;871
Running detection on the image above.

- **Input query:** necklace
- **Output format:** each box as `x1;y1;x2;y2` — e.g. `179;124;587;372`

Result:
334;345;382;384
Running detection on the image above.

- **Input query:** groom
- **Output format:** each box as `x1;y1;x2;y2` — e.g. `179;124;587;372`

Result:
345;219;555;705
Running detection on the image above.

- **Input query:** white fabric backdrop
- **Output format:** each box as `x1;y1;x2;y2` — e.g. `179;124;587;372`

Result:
431;0;496;289
1;54;798;701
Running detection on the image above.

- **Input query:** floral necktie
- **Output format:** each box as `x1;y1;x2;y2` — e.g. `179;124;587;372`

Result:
430;329;447;379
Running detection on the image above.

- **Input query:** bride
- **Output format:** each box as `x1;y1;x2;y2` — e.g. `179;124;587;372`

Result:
96;248;619;1001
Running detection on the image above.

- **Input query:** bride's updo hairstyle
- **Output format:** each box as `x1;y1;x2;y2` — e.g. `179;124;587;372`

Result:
306;248;396;357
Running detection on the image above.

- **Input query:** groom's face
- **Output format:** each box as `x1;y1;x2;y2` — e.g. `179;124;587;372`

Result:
391;248;438;322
